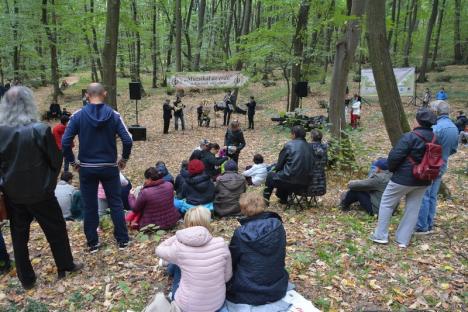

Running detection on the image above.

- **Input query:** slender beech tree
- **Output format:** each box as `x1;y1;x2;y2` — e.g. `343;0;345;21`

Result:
453;0;462;64
417;0;438;82
402;0;418;67
102;0;120;110
367;0;410;146
193;0;206;70
175;0;182;71
431;0;446;69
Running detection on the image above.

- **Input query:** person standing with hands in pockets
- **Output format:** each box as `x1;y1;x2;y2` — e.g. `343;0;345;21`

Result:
62;83;133;253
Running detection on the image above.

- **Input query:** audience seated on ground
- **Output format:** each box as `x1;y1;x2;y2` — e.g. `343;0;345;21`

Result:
340;158;391;216
455;111;467;133
155;161;174;185
155;206;232;312
62;107;71;117
174;160;189;199
214;160;247;217
226;192;289;305
263;125;313;204
174;159;215;213
202;143;228;180
98;172;129;216
48;102;62;119
126;167;180;230
242;154;268;186
54;172;83;221
308;129;328;197
460;124;468;146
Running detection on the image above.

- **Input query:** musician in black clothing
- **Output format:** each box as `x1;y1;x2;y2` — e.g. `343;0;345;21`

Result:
223;91;233;126
173;96;186;131
163;99;172;134
246;96;257;130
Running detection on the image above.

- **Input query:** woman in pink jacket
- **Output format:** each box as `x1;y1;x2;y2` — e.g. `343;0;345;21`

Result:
156;206;232;312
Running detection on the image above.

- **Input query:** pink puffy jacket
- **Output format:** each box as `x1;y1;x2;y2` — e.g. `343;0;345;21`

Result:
156;226;232;312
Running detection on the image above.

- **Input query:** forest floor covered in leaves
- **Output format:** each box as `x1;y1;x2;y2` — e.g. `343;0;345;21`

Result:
0;66;466;311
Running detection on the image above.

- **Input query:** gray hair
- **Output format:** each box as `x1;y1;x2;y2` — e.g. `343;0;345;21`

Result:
430;100;450;115
0;86;38;127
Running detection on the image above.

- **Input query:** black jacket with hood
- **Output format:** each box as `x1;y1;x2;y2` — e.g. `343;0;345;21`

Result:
181;172;215;205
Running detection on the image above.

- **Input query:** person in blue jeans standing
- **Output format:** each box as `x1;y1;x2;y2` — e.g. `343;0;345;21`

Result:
415;100;458;234
0;231;11;274
62;83;133;253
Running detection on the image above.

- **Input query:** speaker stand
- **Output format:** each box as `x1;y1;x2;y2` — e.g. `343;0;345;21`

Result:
134;99;139;125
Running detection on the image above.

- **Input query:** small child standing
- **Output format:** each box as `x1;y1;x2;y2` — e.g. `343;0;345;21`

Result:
156;206;232;312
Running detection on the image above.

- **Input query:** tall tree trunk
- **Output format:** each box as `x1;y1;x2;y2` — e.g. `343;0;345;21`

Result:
289;0;311;111
417;0;438;82
151;0;158;88
102;0;120;110
175;0;182;71
183;0;194;69
223;0;235;60
82;25;98;82
320;0;336;85
193;0;206;70
329;0;367;139
402;0;418;67
234;0;252;70
35;38;48;86
431;0;446;69
131;0;145;95
42;0;61;103
387;0;397;45
392;0;401;53
89;0;103;81
367;0;410;146
453;0;462;64
255;1;262;29
5;0;21;80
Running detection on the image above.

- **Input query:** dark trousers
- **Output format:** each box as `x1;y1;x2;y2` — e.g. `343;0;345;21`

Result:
223;110;232;126
121;182;132;211
168;263;181;300
248;114;255;129
174;114;185;131
6;196;75;286
63;156;70;172
163;118;170;134
230;152;240;164
79;166;129;247
0;231;10;267
263;172;298;202
342;190;374;215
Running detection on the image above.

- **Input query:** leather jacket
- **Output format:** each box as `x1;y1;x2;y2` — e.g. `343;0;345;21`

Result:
276;138;313;185
0;123;62;204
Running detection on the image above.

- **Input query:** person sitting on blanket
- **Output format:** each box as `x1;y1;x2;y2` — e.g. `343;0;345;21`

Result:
156;206;232;312
339;158;392;216
174;159;215;213
242;154;268;186
126;167;180;230
227;192;289;306
214;160;247;217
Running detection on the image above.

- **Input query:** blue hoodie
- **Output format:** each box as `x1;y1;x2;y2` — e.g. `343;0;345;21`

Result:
62;103;133;167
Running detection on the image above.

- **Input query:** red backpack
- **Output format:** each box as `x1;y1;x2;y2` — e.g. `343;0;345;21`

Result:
408;131;444;181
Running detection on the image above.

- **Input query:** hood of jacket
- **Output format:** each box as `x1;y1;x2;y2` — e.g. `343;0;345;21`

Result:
186;173;212;192
176;226;212;247
82;103;114;128
217;172;245;191
156;164;169;176
238;212;284;255
310;142;327;159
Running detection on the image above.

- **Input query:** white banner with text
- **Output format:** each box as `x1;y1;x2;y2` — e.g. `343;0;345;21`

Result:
169;71;249;89
360;67;415;97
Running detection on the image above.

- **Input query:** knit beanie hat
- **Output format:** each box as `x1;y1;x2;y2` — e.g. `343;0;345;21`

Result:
374;158;389;171
416;108;437;128
188;159;205;176
224;160;238;172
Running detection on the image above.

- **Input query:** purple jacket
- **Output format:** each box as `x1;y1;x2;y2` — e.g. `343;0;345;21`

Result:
128;180;180;229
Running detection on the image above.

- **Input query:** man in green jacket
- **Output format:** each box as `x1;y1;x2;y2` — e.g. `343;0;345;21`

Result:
340;159;391;216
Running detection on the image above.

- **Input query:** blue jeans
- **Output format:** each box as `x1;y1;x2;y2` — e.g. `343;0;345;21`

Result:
79;166;129;247
0;231;10;267
167;264;181;300
342;190;374;215
416;177;442;232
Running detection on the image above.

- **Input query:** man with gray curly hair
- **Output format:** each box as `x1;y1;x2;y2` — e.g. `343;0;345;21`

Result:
415;100;459;235
0;86;82;289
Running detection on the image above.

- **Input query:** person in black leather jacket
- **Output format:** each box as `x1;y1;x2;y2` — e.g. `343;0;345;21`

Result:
263;125;313;204
0;86;81;289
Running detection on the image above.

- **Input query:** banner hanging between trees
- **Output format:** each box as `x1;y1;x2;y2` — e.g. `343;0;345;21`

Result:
169;71;249;89
360;67;415;97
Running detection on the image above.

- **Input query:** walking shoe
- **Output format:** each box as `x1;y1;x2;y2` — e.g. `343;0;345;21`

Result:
88;243;101;254
21;277;37;290
118;241;130;250
413;229;433;235
58;262;84;279
0;261;11;275
395;242;408;248
370;236;388;244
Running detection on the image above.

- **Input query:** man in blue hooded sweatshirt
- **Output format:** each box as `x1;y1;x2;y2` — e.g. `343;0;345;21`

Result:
62;83;133;253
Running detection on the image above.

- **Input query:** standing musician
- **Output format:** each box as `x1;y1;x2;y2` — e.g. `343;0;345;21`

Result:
223;91;234;126
173;96;186;131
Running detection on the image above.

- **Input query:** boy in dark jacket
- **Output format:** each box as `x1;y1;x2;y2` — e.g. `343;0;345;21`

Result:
174;160;189;198
340;158;391;216
224;121;246;163
214;160;247;217
371;108;438;248
227;192;288;305
201;143;228;179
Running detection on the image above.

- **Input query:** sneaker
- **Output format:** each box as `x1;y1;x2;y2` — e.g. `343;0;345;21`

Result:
370;236;388;244
118;241;130;250
21;277;37;290
395;242;408;248
88;243;101;254
414;229;433;235
58;262;84;279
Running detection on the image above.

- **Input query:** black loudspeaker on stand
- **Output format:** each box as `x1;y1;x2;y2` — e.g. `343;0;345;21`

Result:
128;82;146;141
295;81;308;98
